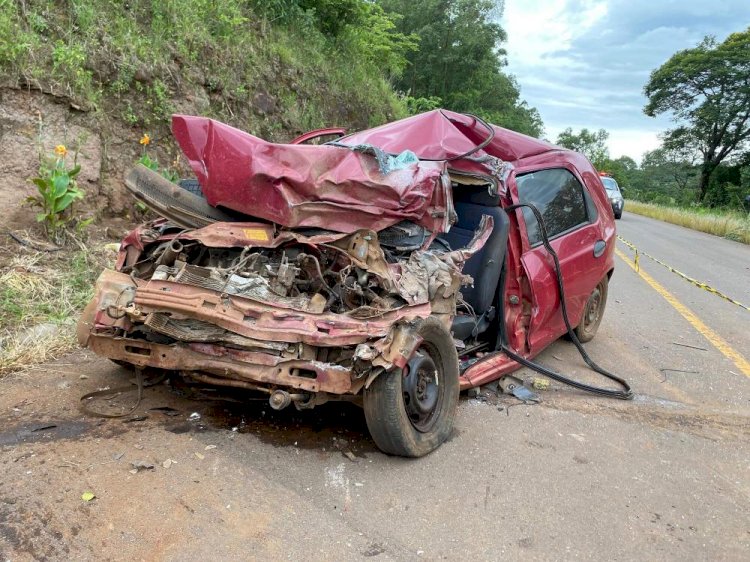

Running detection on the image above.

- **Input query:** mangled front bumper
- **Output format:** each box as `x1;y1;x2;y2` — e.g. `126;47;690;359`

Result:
78;270;428;395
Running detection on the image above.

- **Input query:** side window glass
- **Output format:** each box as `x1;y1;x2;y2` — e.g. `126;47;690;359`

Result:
583;186;598;222
516;168;590;246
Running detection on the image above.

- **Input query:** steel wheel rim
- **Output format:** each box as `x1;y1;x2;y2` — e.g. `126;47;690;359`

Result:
584;284;603;331
402;346;443;432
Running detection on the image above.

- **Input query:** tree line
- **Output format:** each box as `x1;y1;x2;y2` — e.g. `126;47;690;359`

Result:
282;3;747;209
261;0;544;137
557;28;750;210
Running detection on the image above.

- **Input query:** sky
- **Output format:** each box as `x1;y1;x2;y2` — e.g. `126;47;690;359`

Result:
501;0;750;162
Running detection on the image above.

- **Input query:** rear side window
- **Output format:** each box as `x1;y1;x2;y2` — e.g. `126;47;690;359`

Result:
516;168;590;246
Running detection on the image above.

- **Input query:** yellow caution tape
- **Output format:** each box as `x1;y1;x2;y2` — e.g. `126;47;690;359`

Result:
617;236;749;312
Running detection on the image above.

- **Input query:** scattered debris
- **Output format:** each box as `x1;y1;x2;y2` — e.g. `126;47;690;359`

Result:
532;378;550;391
671;342;708;351
188;412;201;421
659;368;699;383
80;375;89;380
81;491;96;502
113;452;125;461
363;544;386;557
31;424;57;432
552;355;563;361
130;460;155;471
134;444;144;450
499;375;540;403
122;415;148;423
149;406;181;417
204;445;217;451
162;459;174;469
343;450;359;463
194;452;205;460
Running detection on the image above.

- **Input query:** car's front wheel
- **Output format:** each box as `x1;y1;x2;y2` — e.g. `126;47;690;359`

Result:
363;317;459;457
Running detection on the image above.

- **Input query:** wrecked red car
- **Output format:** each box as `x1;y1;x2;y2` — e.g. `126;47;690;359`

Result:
78;109;627;457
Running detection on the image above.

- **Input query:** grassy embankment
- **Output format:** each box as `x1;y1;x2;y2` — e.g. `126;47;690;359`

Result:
0;0;406;133
0;0;408;375
625;200;750;245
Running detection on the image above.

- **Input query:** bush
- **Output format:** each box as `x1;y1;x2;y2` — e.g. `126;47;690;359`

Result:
0;1;408;130
26;144;90;244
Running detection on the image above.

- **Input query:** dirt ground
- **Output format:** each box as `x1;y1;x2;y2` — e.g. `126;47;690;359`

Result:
1;349;748;561
1;213;749;561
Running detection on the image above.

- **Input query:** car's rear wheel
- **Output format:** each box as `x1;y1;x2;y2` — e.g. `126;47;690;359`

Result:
614;210;622;219
574;276;609;343
363;317;459;457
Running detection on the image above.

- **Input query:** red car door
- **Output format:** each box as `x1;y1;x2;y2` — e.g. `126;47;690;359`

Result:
510;166;609;354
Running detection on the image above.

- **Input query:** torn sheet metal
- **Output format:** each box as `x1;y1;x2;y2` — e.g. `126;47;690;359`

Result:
172;115;453;234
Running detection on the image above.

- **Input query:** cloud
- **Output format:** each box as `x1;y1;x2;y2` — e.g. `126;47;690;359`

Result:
501;0;750;161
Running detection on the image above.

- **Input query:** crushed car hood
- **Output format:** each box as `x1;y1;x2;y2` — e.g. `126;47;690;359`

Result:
172;115;453;234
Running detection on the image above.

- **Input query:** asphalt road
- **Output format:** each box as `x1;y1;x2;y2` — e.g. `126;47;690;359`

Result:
1;212;749;561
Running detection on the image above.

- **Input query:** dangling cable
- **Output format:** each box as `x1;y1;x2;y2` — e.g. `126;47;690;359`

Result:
498;203;633;400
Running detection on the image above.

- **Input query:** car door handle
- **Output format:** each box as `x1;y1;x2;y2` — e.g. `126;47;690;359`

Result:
593;240;606;258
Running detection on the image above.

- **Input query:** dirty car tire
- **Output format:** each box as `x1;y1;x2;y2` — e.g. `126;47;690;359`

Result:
574;275;609;343
363;317;459;457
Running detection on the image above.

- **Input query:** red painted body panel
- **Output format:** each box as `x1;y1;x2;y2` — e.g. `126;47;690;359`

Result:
171;115;451;234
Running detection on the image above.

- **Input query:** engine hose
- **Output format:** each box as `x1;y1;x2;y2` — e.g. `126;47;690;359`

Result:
500;203;633;400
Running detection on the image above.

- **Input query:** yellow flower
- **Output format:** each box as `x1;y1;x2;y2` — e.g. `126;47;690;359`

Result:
54;144;68;157
139;133;151;146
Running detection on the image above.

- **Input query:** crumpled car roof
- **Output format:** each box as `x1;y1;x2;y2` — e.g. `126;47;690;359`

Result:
338;109;557;164
171;109;558;234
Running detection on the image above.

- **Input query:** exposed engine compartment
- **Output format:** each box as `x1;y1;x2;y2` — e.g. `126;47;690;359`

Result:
78;214;493;406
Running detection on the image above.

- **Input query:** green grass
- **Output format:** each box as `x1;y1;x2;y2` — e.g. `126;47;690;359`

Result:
0;0;406;134
625;200;750;245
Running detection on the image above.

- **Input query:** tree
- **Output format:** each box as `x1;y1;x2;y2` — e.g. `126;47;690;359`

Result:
379;0;544;137
644;28;750;202
602;155;637;190
640;147;698;203
555;127;610;170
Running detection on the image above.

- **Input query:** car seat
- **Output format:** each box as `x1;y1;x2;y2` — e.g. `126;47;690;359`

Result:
439;191;510;341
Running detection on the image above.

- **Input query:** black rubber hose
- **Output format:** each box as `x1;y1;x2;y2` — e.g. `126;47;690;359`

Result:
499;203;633;400
428;112;495;162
